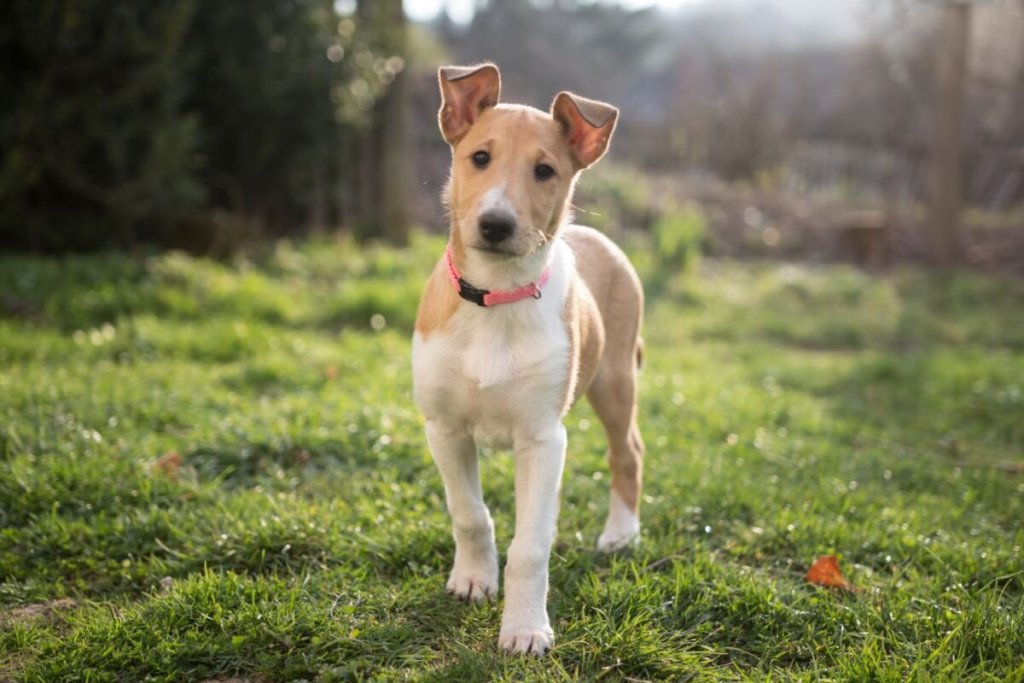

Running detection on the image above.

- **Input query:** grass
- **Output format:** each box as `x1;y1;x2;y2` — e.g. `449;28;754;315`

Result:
1;234;1022;681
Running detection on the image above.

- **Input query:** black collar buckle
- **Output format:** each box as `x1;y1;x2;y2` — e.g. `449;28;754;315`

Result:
457;278;490;307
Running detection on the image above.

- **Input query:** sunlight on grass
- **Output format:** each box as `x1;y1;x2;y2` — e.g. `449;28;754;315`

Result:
1;237;1022;681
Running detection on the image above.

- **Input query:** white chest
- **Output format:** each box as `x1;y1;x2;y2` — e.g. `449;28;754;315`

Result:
412;242;574;447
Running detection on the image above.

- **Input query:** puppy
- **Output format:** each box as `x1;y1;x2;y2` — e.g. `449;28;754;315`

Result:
412;63;644;655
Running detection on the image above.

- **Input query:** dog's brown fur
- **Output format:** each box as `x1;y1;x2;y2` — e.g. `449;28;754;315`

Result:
412;63;645;655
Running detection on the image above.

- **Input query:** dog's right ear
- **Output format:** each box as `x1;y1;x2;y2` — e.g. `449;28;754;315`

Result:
438;64;501;146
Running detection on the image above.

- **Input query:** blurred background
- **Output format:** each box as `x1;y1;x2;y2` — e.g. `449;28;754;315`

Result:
2;0;1023;272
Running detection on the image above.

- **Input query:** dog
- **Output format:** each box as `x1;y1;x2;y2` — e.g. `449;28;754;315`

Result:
412;63;645;655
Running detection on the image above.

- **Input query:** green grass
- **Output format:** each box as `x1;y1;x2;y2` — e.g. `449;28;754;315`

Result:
1;235;1022;681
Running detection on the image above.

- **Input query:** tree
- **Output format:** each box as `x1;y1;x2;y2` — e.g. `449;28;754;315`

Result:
0;0;405;251
181;0;394;236
0;0;203;250
348;0;410;243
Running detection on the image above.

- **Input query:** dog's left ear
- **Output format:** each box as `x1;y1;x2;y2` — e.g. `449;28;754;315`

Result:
552;92;618;170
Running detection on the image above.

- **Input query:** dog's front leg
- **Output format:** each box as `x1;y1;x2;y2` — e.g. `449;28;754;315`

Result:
426;420;499;602
499;424;567;655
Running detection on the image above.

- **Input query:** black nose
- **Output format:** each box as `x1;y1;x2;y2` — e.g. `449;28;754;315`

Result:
478;212;515;243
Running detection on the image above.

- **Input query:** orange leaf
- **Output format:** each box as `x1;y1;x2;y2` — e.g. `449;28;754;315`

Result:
806;555;854;591
150;450;182;480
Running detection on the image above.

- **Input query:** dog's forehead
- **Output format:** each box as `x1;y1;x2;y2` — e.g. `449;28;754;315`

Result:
461;104;565;152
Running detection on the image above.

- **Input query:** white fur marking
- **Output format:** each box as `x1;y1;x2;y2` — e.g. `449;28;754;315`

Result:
499;424;566;655
479;182;514;216
425;420;499;601
412;237;577;655
597;488;640;552
415;239;574;403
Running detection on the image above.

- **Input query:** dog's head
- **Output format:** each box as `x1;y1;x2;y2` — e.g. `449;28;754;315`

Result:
438;63;617;260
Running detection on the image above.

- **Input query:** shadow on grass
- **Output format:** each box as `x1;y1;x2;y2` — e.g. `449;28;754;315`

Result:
0;241;437;336
678;264;1024;353
16;568;486;682
1;493;454;602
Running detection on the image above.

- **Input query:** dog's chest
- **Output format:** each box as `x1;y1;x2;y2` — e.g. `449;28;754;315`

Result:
412;261;572;448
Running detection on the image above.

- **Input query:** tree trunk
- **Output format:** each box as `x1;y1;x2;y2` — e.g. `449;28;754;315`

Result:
355;0;410;243
378;57;411;244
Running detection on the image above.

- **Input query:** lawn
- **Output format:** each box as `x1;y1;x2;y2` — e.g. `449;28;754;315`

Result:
1;235;1022;682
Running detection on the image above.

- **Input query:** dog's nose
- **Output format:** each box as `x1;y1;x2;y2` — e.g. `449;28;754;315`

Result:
478;212;515;243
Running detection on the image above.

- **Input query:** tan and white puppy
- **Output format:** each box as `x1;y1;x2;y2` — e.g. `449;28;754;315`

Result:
412;63;645;656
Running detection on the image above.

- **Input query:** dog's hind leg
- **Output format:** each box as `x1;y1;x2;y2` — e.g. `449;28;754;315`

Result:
587;352;644;551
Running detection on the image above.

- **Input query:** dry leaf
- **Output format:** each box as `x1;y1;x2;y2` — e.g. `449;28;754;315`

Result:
150;450;182;479
806;554;855;591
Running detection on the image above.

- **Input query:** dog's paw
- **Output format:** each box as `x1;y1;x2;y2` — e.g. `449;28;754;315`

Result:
498;627;554;656
446;569;498;603
597;524;639;552
598;494;641;552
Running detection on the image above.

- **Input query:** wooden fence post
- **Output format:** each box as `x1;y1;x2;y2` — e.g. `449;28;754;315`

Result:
926;1;971;267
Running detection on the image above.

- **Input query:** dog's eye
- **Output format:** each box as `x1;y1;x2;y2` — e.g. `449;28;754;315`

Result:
472;151;490;168
534;164;555;180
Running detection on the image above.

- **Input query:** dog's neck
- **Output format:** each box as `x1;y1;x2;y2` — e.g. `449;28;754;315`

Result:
448;223;557;293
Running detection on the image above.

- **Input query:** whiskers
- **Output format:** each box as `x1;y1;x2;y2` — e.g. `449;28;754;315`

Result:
445;205;472;232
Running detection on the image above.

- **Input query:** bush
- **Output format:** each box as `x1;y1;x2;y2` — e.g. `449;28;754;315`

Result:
653;203;705;273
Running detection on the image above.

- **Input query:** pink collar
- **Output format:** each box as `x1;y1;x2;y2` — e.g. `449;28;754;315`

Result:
445;245;551;307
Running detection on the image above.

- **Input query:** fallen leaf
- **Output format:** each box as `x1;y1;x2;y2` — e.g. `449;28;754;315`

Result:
150;450;182;479
806;554;855;591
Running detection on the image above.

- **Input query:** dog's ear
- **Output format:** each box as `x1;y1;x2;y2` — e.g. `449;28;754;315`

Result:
551;92;618;170
438;64;501;145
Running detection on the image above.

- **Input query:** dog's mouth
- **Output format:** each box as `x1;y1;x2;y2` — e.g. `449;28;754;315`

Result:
469;244;520;258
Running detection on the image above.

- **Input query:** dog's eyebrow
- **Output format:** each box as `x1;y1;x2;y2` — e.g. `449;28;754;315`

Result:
534;147;558;161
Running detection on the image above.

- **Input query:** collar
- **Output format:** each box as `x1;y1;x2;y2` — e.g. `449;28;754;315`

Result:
444;245;550;307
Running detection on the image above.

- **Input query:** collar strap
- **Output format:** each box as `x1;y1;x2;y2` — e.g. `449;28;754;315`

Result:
444;245;550;307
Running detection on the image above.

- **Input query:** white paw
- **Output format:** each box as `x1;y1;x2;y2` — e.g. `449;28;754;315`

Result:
597;525;639;552
498;626;554;655
598;490;640;552
447;567;498;602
